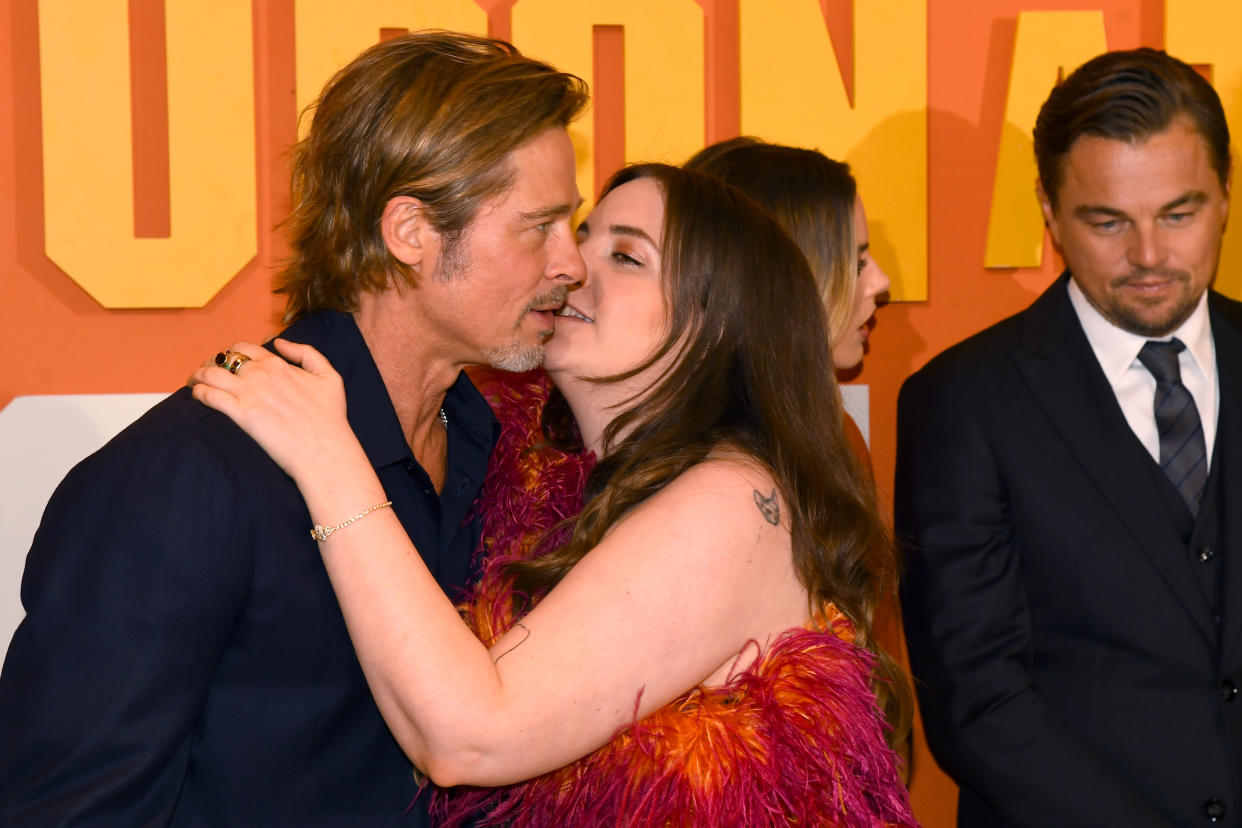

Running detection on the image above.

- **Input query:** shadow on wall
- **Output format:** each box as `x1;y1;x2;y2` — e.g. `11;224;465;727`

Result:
843;106;931;392
846;106;929;303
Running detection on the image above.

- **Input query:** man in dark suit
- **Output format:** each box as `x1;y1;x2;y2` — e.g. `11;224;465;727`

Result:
0;32;587;826
898;48;1242;826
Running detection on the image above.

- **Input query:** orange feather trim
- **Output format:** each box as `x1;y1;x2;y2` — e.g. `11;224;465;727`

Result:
436;370;918;827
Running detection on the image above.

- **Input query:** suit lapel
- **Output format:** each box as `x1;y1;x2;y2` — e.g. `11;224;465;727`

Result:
1210;296;1242;661
1011;276;1215;644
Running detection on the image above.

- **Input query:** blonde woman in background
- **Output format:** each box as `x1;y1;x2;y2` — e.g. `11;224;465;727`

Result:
686;137;891;371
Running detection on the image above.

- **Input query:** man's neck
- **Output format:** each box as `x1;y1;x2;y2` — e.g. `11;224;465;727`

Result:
353;298;458;491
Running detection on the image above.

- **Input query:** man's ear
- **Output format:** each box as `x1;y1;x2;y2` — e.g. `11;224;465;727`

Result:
381;196;436;270
1035;179;1061;244
1220;164;1232;230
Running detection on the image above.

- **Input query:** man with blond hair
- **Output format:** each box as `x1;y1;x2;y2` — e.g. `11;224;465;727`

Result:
0;32;587;826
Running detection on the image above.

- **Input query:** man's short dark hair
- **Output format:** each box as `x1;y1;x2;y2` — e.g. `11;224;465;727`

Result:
1034;47;1230;208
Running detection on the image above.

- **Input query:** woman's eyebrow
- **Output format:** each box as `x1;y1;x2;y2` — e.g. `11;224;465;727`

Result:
609;224;657;247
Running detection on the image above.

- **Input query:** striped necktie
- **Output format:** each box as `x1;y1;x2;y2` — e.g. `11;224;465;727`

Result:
1136;338;1207;516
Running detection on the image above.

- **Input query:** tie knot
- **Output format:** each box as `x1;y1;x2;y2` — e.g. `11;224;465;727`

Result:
1137;338;1187;385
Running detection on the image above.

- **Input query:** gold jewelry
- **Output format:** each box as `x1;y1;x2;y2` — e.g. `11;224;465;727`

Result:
310;500;393;542
215;350;251;375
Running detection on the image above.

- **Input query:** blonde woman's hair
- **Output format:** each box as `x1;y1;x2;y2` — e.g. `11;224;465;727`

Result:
685;137;859;349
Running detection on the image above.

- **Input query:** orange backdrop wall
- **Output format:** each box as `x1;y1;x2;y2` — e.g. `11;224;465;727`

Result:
2;2;1233;825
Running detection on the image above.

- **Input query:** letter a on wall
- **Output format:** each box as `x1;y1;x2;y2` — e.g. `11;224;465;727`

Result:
983;11;1106;269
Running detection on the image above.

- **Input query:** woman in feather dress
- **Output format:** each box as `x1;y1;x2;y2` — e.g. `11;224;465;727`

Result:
191;163;916;827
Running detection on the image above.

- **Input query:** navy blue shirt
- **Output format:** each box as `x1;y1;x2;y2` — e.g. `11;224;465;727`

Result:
0;310;497;826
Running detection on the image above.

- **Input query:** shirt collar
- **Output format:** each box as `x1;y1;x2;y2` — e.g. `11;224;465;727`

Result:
1067;277;1212;383
276;311;498;471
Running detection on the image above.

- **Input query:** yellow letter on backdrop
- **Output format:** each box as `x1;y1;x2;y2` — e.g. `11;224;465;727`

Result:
511;0;705;204
739;0;927;301
39;0;256;308
983;11;1106;270
1168;1;1242;300
294;0;487;130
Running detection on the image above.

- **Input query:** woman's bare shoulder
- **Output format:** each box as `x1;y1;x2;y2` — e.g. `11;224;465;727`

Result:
646;449;786;533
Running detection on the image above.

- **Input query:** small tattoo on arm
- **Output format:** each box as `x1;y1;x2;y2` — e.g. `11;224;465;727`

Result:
493;622;530;664
753;488;780;526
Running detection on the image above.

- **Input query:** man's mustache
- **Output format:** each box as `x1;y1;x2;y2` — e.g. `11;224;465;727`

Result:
1110;268;1190;288
526;286;569;313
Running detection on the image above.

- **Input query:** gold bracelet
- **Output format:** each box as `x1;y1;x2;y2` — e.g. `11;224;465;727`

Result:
310;500;393;542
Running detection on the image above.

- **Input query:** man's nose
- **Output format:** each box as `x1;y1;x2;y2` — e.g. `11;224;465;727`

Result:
874;264;892;297
548;230;587;287
1127;224;1167;270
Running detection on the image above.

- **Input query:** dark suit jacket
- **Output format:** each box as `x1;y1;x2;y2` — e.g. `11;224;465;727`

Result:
896;275;1242;827
0;311;497;827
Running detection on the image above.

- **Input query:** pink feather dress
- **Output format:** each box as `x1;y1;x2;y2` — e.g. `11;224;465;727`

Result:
433;370;918;828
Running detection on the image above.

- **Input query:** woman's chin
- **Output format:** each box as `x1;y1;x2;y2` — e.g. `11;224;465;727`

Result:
541;345;568;375
541;353;577;390
831;347;863;373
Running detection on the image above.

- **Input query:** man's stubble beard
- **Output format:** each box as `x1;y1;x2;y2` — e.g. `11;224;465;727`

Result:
483;287;566;372
483;333;549;373
1101;268;1204;338
438;230;564;373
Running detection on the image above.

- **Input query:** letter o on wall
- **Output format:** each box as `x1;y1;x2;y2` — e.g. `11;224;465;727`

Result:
40;0;256;308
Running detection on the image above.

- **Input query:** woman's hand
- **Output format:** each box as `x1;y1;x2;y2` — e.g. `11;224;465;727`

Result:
188;339;361;482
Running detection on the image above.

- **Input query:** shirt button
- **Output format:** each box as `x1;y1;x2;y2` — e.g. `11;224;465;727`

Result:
1221;679;1238;703
404;460;417;473
1198;547;1215;563
1204;799;1227;821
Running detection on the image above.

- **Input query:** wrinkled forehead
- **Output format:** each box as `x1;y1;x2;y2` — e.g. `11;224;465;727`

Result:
1052;117;1225;208
473;128;582;220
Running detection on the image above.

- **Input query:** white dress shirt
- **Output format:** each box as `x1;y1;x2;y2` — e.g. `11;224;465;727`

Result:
1067;278;1219;468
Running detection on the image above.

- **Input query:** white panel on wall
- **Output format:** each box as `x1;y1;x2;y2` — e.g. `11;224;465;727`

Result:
841;384;870;447
0;394;166;653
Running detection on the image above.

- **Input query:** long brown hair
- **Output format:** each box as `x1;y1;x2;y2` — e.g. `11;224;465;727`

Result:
277;31;588;321
509;163;911;744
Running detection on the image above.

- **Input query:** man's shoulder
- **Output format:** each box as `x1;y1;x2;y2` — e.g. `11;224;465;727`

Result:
904;306;1029;395
76;387;278;484
1210;288;1242;333
28;388;289;584
92;311;340;473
